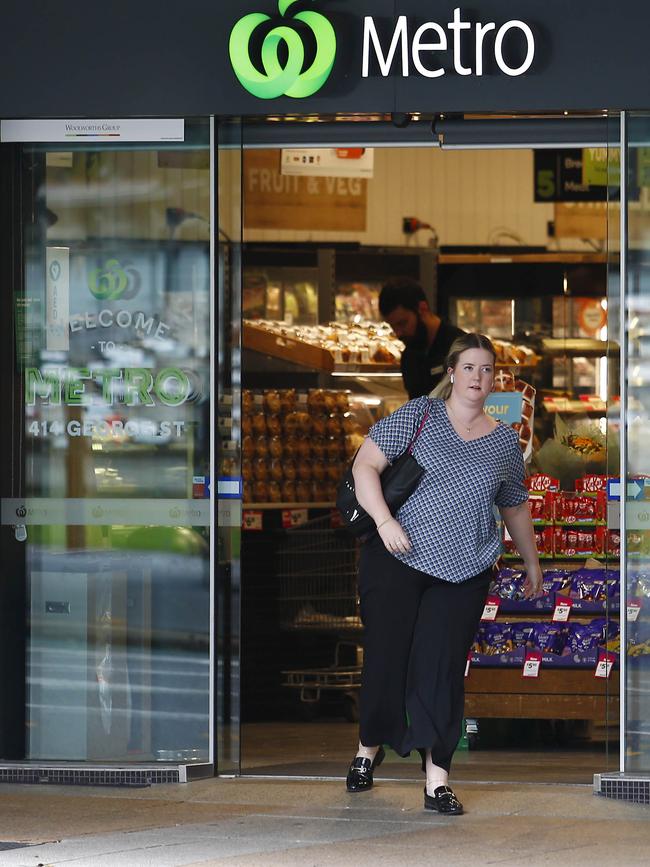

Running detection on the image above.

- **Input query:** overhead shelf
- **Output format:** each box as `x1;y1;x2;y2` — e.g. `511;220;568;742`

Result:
542;396;613;414
439;252;608;265
541;338;616;357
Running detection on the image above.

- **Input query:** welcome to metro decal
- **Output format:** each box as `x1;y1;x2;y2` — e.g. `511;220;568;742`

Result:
26;249;204;443
228;3;536;99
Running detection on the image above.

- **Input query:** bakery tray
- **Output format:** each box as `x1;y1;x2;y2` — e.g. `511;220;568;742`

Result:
243;322;334;372
243;322;402;374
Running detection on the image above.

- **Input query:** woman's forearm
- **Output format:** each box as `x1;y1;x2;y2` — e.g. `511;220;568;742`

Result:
352;463;392;526
500;502;539;569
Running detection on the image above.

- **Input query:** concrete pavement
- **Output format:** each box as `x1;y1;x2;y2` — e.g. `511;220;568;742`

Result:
0;776;647;866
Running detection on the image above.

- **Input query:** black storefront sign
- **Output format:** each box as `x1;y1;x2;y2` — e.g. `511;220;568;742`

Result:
1;0;650;116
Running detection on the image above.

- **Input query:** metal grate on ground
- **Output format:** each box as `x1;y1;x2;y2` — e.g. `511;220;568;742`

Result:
595;772;650;804
0;766;180;786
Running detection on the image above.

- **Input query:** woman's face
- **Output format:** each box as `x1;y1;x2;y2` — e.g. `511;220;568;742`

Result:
448;348;495;402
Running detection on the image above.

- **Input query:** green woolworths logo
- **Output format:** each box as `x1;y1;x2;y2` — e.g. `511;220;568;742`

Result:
229;0;336;99
88;259;141;301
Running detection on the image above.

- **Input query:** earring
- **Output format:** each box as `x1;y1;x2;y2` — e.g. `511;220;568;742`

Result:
450;374;454;383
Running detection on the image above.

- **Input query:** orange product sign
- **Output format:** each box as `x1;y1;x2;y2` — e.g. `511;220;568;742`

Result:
576;298;607;336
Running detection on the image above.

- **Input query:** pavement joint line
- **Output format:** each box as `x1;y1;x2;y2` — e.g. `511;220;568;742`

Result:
235;813;449;825
484;840;597;864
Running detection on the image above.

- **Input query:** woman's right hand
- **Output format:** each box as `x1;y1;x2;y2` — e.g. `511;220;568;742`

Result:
378;517;411;554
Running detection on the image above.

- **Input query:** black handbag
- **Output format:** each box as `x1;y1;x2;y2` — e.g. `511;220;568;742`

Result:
336;404;431;538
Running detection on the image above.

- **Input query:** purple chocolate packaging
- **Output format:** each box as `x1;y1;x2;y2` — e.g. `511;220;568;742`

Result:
471;624;488;653
490;568;526;601
532;623;568;655
566;622;602;653
589;617;620;645
542;570;572;595
482;623;514;654
569;569;607;602
511;623;536;649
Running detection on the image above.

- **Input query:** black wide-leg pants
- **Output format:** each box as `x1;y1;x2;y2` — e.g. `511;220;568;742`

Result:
358;535;492;773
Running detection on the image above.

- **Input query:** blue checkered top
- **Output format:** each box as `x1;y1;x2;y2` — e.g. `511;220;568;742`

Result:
368;397;528;582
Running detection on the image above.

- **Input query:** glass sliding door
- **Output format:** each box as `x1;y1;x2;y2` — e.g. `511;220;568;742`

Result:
215;118;243;775
0;120;213;764
622;112;650;773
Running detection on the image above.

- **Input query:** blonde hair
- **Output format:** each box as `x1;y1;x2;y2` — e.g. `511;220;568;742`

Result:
429;332;497;400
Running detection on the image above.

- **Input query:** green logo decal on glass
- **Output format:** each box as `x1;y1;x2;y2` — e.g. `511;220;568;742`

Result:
88;259;140;301
229;0;336;99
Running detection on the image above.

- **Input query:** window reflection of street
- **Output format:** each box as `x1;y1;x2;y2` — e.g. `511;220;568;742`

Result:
22;129;213;762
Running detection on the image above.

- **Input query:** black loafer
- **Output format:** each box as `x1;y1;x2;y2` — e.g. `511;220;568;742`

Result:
345;746;386;793
423;784;464;815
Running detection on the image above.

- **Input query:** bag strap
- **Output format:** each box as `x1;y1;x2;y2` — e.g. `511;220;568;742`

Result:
407;401;432;454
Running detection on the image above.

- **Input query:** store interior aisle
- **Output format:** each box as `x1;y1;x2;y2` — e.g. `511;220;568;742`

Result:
241;721;619;784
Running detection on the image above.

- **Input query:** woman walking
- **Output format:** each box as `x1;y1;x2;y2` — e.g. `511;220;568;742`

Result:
345;332;543;814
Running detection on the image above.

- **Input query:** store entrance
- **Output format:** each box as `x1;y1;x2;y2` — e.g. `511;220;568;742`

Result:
221;115;621;784
0;123;214;769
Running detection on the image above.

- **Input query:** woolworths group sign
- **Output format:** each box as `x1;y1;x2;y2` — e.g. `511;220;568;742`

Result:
228;2;536;99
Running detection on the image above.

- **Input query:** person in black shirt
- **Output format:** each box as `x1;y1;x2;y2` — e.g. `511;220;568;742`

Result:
379;278;466;399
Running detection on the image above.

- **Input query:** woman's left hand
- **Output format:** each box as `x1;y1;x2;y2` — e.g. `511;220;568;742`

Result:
523;564;544;599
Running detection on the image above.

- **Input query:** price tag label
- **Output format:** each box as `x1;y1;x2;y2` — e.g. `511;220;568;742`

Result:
627;599;642;622
553;595;573;622
465;652;472;678
242;510;263;531
523;651;542;678
481;595;501;621
595;650;616;679
282;508;308;529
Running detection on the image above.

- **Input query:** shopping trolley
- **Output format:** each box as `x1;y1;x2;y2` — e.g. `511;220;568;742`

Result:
276;512;363;720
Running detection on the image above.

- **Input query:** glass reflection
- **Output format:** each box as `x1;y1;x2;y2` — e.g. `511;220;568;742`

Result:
625;114;650;772
21;125;211;762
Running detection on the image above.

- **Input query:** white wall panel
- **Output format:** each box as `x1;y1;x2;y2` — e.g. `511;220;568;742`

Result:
242;147;556;248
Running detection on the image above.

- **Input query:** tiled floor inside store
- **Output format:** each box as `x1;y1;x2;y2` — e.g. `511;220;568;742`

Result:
241;721;619;784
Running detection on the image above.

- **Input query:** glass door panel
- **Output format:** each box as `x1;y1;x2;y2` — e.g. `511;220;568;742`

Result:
215;118;243;775
623;113;650;772
2;121;213;762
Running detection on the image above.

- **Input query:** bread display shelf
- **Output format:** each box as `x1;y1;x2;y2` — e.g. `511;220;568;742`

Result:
243;321;334;372
243;321;541;374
